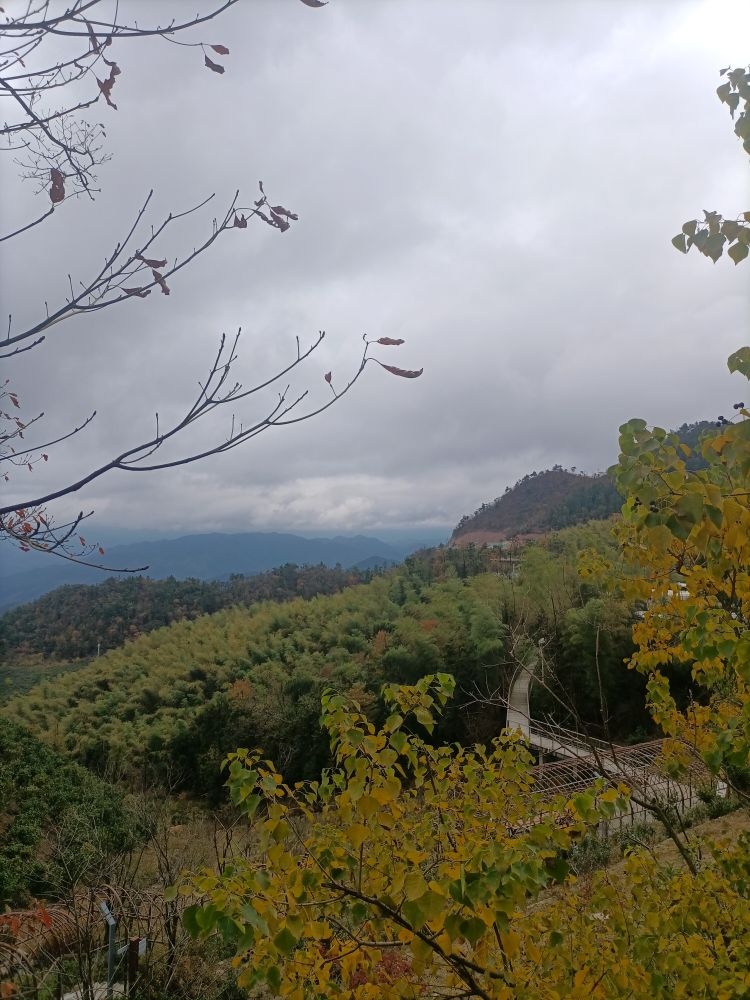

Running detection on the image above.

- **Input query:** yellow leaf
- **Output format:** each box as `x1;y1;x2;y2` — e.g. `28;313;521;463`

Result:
404;870;428;900
371;776;401;805
357;794;380;819
573;968;591;988
346;823;369;850
500;929;520;959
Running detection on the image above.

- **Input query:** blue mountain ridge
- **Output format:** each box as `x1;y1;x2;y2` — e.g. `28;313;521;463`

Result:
0;530;445;611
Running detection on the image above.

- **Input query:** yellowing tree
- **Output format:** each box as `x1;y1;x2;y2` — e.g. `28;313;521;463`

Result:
179;675;628;999
179;662;750;997
612;361;750;788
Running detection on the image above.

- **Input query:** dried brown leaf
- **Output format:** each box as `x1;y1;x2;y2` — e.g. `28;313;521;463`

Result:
376;337;405;346
97;65;119;109
204;54;225;74
136;252;167;269
49;167;65;204
234;214;248;228
380;364;423;378
271;205;299;221
152;270;170;295
211;44;230;55
324;371;332;383
123;286;152;298
269;210;290;232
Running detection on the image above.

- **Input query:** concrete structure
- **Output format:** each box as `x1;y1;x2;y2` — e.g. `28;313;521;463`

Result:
505;659;722;832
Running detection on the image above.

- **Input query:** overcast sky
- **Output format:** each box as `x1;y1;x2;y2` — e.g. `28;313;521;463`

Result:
2;0;749;544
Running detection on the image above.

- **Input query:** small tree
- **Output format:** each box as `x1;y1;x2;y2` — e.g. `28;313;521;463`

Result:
0;1;421;566
180;675;622;998
612;358;750;791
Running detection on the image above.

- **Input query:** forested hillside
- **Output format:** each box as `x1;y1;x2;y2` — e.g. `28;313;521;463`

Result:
2;520;651;801
452;468;622;543
451;422;715;545
0;563;374;664
0;718;135;905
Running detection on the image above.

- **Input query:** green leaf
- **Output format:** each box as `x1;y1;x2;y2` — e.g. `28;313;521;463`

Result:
573;792;594;818
665;513;691;542
727;347;750;378
383;713;403;733
413;707;434;733
717;81;732;103
242;793;261;818
401;898;426;930
705;504;723;529
692;228;709;250
266;965;282;994
671;233;688;253
722;220;741;241
418;890;447;921
404;870;428;900
182;905;202;938
675;492;703;525
240;903;270;936
702;233;726;262
390;731;408;754
273;926;298;955
546;855;569;883
460;916;487;946
728;240;749;265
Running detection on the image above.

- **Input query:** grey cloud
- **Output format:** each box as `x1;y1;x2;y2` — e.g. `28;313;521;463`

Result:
2;0;748;543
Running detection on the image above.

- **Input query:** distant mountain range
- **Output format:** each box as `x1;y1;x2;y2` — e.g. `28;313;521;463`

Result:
0;531;440;612
1;420;715;610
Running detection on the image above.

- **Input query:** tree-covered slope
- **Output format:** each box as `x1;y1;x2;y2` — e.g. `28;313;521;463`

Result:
0;718;135;906
451;423;715;545
1;521;649;800
0;563;373;665
2;576;510;795
452;468;621;543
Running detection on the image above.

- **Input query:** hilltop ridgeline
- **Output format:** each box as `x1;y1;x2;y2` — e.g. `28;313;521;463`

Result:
451;421;715;545
452;468;621;545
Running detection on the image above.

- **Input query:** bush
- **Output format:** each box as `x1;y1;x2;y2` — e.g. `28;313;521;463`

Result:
567;834;612;874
